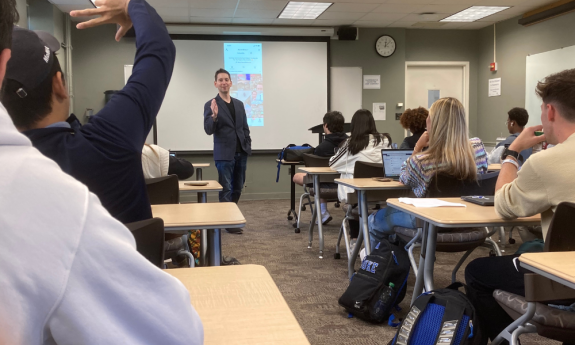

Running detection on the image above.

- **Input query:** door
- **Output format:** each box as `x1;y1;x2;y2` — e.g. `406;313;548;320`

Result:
405;62;469;136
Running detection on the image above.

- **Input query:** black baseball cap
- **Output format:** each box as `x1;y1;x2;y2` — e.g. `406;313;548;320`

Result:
5;26;61;98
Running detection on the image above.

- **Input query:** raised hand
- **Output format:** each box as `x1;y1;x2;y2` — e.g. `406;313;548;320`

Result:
70;0;132;42
210;99;218;121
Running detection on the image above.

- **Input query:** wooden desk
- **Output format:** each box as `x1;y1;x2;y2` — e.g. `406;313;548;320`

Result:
276;159;305;223
520;252;575;290
298;167;340;259
166;265;310;345
386;197;541;304
488;164;501;171
179;180;222;203
152;203;246;266
335;178;411;277
194;163;210;180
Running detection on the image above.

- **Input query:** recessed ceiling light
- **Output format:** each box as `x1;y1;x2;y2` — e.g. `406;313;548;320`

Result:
278;2;333;20
440;6;510;22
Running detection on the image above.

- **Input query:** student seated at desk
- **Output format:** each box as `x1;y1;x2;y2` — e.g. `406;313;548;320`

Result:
399;107;428;149
0;1;203;343
329;109;392;245
488;107;533;165
368;97;488;248
142;144;194;180
465;69;575;345
293;110;347;224
1;0;175;224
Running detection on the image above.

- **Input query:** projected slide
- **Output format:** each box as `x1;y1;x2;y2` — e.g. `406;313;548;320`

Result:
224;43;264;127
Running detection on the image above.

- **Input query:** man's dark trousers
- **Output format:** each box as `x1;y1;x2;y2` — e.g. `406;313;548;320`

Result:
215;152;248;203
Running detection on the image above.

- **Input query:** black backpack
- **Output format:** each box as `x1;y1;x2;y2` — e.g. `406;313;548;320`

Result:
276;144;315;182
388;283;485;345
338;237;410;323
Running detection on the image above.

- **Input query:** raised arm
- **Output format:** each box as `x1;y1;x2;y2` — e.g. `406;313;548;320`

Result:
72;0;176;152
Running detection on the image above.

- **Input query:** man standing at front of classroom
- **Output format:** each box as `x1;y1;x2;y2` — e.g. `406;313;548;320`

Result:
204;68;251;234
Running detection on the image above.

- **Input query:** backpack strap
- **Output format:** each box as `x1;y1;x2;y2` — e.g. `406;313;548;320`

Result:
432;300;466;345
394;294;433;345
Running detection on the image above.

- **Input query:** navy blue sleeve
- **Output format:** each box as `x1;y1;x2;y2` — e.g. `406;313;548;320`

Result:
204;100;217;135
83;0;176;152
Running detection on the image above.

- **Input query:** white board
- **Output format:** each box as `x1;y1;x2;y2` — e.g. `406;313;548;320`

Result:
330;67;362;120
525;45;575;126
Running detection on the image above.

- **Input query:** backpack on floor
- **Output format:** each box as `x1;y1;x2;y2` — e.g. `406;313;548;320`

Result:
388;283;484;345
338;237;410;323
276;144;315;182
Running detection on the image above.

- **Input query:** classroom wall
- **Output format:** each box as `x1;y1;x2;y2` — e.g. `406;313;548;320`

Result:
477;11;575;144
15;0;27;28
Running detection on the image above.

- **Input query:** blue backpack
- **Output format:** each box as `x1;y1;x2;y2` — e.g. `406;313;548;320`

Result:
389;283;484;345
276;144;314;182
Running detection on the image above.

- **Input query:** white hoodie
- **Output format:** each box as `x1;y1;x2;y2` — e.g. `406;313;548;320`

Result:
329;134;390;203
141;144;170;178
0;103;203;345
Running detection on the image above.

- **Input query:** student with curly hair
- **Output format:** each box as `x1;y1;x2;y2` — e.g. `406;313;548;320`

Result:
399;107;428;149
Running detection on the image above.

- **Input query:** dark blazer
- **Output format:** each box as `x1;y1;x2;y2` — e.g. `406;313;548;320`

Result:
204;94;252;161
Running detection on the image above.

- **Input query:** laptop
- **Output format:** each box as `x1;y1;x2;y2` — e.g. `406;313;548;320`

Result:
381;149;413;181
461;195;495;206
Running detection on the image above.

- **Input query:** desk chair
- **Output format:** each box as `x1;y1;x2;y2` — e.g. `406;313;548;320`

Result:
145;175;194;267
145;175;179;205
395;171;501;283
493;202;575;345
294;153;339;233
125;218;165;268
335;161;385;263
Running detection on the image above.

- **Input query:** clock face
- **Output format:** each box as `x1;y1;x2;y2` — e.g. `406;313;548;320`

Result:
376;35;396;57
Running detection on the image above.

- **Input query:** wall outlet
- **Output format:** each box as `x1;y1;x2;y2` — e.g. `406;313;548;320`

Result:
395;113;402;120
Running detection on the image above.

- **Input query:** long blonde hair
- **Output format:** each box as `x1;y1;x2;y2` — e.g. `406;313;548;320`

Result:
423;97;477;181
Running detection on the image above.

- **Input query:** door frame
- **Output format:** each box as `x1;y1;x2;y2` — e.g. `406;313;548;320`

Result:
404;61;470;136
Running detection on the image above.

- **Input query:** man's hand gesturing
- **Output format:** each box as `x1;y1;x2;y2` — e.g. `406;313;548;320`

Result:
211;99;218;121
70;0;132;42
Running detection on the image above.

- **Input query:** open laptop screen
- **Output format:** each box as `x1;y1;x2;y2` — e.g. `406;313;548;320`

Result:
381;150;413;178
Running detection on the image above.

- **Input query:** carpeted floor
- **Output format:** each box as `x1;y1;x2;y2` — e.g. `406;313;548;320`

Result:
220;199;559;345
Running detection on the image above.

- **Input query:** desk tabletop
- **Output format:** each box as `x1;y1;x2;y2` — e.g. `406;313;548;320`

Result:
276;159;304;165
298;167;338;174
179;180;222;192
386;197;541;228
520;252;575;289
335;178;410;190
166;265;310;345
152;203;245;229
488;164;501;170
193;163;210;168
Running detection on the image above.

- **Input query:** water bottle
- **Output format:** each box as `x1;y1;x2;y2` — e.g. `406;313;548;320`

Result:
380;282;396;306
372;282;396;320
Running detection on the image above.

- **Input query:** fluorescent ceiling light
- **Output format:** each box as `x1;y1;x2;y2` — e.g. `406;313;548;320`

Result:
440;6;509;22
278;2;333;20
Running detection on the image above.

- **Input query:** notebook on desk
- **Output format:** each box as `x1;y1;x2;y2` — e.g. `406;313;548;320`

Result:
461;195;495;206
381;149;413;181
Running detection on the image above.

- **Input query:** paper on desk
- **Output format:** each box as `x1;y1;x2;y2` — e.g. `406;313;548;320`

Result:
399;198;466;208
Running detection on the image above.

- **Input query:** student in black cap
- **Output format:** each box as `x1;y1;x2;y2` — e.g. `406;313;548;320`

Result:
1;0;175;225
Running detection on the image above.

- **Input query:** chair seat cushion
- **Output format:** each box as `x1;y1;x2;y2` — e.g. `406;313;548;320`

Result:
342;203;379;220
393;226;487;243
494;290;575;329
309;183;338;200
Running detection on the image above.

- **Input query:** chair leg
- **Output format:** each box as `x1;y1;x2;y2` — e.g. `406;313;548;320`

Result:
176;250;195;268
296;192;309;230
510;324;537;345
451;249;474;283
484;237;502;256
408;243;421;278
335;223;343;259
491;302;536;345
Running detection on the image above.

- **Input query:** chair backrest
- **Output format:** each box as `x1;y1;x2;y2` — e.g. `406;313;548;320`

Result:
125;218;165;268
145;175;179;205
353;161;384;178
426;171;499;198
302;153;330;167
544;202;575;252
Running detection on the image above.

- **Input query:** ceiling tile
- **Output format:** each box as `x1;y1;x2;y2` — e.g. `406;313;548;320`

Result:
189;8;235;17
386;0;438;4
456;21;495;29
161;15;191;23
417;4;471;14
359;12;409;21
432;0;477;4
273;18;316;25
327;3;381;12
477;0;530;5
353;20;394;27
400;13;449;21
188;17;234;23
387;21;419;28
234;9;281;18
372;4;424;14
232;18;275;24
189;0;238;9
312;19;356;26
237;0;288;10
318;11;367;20
148;0;189;8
